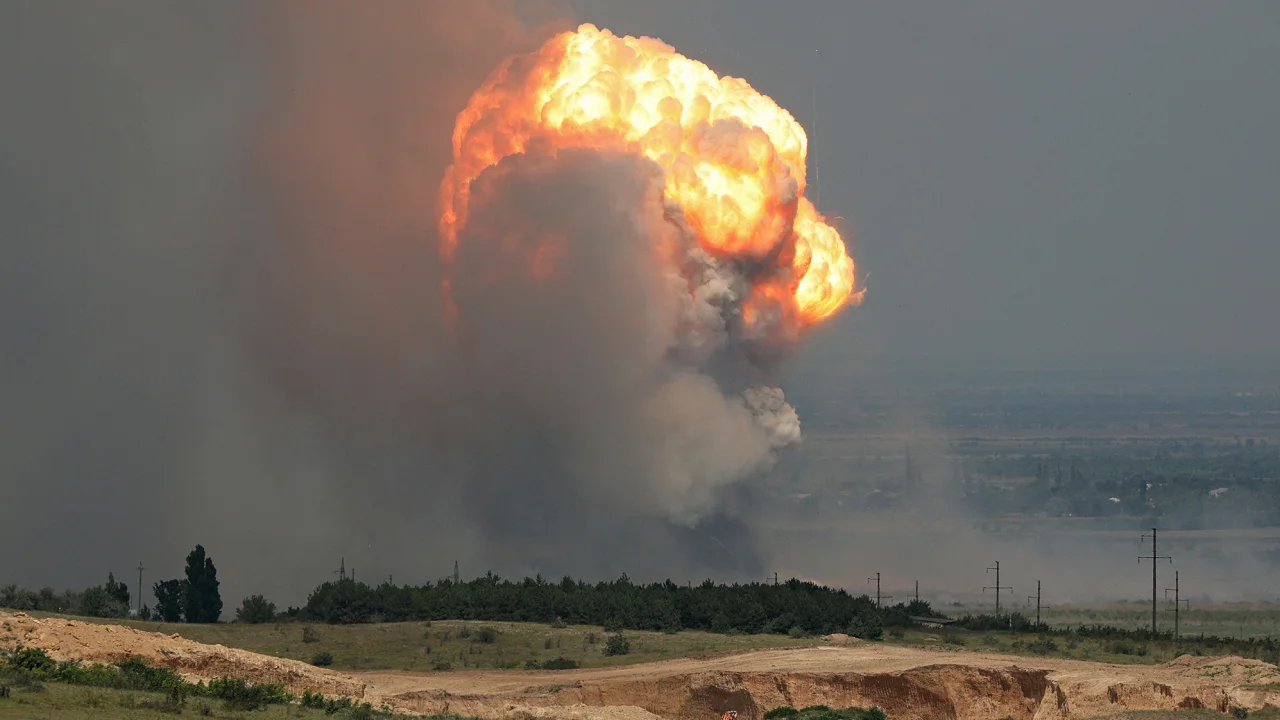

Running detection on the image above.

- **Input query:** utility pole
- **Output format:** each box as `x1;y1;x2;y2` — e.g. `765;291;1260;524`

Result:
136;562;144;615
1139;527;1172;634
387;575;393;586
984;561;1012;615
914;580;920;604
1026;580;1049;626
867;573;892;608
769;572;779;586
1165;571;1189;642
334;557;346;582
453;560;459;584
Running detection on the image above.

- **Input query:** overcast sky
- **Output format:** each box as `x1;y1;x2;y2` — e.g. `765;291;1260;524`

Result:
568;1;1280;369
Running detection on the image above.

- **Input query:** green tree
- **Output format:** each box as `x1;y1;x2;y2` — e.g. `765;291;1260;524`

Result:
183;544;222;623
153;579;186;622
236;594;277;624
105;572;130;609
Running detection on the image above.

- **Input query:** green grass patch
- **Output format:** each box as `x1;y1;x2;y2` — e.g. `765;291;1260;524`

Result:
0;679;481;720
23;614;821;672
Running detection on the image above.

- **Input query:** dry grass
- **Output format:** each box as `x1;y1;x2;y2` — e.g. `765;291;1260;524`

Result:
26;614;822;672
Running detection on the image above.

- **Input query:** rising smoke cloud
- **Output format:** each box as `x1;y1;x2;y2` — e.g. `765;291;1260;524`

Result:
250;9;851;583
0;0;848;605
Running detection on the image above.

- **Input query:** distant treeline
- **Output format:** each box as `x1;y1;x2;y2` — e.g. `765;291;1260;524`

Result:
0;574;131;619
291;573;937;639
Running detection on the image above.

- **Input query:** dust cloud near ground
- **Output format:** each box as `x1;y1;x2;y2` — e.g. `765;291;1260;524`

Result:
5;611;1278;720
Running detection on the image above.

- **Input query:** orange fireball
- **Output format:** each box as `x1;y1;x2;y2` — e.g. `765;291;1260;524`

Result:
440;23;861;326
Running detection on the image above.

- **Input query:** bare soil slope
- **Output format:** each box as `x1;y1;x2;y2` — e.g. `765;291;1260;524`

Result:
0;611;365;699
4;611;1278;720
363;645;1280;720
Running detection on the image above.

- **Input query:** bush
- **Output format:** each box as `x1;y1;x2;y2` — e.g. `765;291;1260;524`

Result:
457;625;472;639
475;626;498;644
847;611;883;641
604;634;631;656
236;594;277;624
788;625;808;639
541;657;579;670
311;651;334;667
550;617;568;629
302;625;321;643
204;676;292;710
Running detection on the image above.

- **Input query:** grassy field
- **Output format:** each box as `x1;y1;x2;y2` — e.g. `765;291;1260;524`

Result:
934;601;1280;639
0;679;456;720
889;624;1276;666
19;607;1278;674
28;614;822;672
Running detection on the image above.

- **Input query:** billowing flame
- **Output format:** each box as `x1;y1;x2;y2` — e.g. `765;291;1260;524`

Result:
440;23;862;328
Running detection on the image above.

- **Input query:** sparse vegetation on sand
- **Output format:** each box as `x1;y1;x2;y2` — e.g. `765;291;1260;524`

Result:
30;615;821;672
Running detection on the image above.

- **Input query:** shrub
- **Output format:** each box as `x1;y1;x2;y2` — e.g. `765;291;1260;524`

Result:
541;657;579;670
847;611;883;641
205;676;292;710
604;634;631;656
118;657;188;693
550;617;568;629
475;626;499;644
311;651;334;667
788;625;808;639
235;594;277;624
302;625;321;643
457;625;472;639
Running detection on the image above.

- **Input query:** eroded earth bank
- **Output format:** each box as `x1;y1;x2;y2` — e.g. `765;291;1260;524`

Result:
3;612;1278;720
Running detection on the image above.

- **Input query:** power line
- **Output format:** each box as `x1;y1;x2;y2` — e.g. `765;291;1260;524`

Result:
867;572;892;608
1139;527;1172;634
984;561;1012;616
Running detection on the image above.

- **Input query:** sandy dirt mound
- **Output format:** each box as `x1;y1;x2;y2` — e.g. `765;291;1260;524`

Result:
361;646;1280;720
0;611;365;699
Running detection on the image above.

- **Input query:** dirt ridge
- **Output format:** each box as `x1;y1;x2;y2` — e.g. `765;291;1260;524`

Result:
0;611;366;699
4;611;1279;719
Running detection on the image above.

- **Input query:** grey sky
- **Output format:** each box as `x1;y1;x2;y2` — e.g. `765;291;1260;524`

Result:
568;1;1280;367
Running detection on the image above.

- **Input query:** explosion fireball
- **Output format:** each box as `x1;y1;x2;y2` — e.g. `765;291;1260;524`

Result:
440;23;863;338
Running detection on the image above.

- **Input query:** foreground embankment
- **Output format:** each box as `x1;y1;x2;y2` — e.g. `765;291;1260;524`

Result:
4;611;1278;719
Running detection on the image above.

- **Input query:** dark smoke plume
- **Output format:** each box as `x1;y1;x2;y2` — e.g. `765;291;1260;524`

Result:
1;0;789;605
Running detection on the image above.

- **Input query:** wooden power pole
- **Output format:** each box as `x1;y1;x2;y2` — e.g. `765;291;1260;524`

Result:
1026;580;1049;626
867;573;892;608
1165;570;1189;642
984;561;1012;615
1139;528;1172;634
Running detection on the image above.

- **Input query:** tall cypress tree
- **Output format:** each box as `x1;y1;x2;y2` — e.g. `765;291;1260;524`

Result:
182;544;222;623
